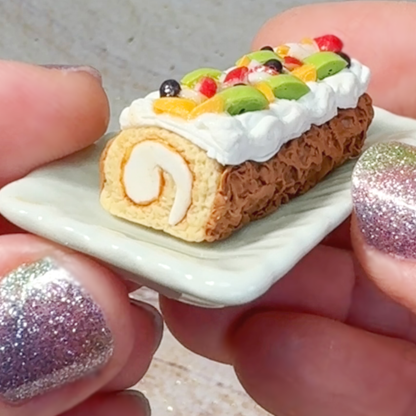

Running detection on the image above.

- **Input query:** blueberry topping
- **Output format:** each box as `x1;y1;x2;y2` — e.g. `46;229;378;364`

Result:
260;46;274;51
159;79;181;97
264;59;283;73
337;52;351;68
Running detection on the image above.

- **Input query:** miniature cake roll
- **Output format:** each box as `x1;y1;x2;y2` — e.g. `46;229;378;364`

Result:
100;35;374;242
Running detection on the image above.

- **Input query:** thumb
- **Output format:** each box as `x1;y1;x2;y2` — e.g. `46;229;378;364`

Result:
351;141;416;312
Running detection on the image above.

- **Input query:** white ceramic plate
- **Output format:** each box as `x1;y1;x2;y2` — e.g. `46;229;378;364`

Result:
0;107;415;308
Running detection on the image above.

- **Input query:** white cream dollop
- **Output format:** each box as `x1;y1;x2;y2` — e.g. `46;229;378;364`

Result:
120;59;370;166
123;141;193;225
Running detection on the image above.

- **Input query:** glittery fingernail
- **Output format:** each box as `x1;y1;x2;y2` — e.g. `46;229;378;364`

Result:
0;258;114;404
41;65;102;83
352;141;416;258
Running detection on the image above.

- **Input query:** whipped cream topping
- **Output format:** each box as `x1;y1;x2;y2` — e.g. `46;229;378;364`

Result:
120;59;370;166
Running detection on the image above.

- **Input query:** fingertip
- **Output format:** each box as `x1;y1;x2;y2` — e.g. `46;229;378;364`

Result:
35;64;111;148
60;391;151;416
0;234;140;413
351;214;416;315
102;299;164;392
0;61;110;185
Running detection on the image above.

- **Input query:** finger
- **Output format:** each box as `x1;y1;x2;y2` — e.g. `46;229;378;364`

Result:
321;217;352;251
161;244;356;363
232;311;416;416
351;141;416;315
252;1;416;118
102;300;163;392
0;234;161;416
60;391;150;416
163;240;416;364
346;257;416;344
0;62;109;187
0;216;23;235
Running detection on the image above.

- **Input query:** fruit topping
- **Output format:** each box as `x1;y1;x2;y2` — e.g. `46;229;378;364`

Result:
153;97;197;119
218;85;269;116
285;43;319;61
247;64;279;84
303;51;347;79
197;77;218;98
188;95;225;119
237;50;279;66
264;59;283;73
266;75;310;100
276;45;290;58
223;66;249;86
237;55;251;67
254;82;276;103
159;79;181;97
291;64;318;82
180;87;205;104
181;68;222;88
153;35;356;118
314;35;343;53
283;56;303;71
336;51;351;68
300;38;316;46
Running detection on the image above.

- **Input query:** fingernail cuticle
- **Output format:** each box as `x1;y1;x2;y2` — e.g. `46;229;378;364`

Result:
352;141;416;258
0;257;114;404
41;64;102;82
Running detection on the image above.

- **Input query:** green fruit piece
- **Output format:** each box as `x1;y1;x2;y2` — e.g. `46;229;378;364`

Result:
218;85;269;116
303;51;347;79
236;50;279;66
266;75;310;100
181;68;222;88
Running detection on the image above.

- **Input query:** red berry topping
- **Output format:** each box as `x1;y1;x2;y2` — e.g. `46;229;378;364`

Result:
197;77;218;98
283;56;303;70
314;34;343;52
253;65;279;76
223;66;249;86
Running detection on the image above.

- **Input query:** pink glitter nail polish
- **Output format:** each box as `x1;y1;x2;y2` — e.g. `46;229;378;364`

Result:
0;258;114;404
352;141;416;258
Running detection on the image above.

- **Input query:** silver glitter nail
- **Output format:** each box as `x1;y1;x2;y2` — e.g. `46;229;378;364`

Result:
352;141;416;257
0;258;114;404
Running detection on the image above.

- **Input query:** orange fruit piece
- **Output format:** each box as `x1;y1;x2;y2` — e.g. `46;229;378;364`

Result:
255;82;276;103
301;37;315;46
153;97;197;119
236;55;251;67
291;64;318;82
188;95;224;119
276;45;290;58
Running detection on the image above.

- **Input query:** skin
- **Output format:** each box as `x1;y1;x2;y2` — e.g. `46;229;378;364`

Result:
1;2;416;415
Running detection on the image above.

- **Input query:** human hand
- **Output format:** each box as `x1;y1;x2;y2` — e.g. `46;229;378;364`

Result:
161;2;416;415
0;63;162;416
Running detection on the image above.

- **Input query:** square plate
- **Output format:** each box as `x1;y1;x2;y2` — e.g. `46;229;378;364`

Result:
0;107;415;308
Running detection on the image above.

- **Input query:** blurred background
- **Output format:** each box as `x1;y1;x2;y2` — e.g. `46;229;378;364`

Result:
0;1;347;414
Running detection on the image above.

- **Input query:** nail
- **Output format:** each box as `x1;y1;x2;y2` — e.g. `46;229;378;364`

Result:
352;141;416;258
0;258;114;404
118;390;151;415
130;298;164;351
41;64;102;83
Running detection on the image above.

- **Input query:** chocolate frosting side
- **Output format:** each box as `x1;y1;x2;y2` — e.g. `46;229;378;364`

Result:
205;93;374;242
